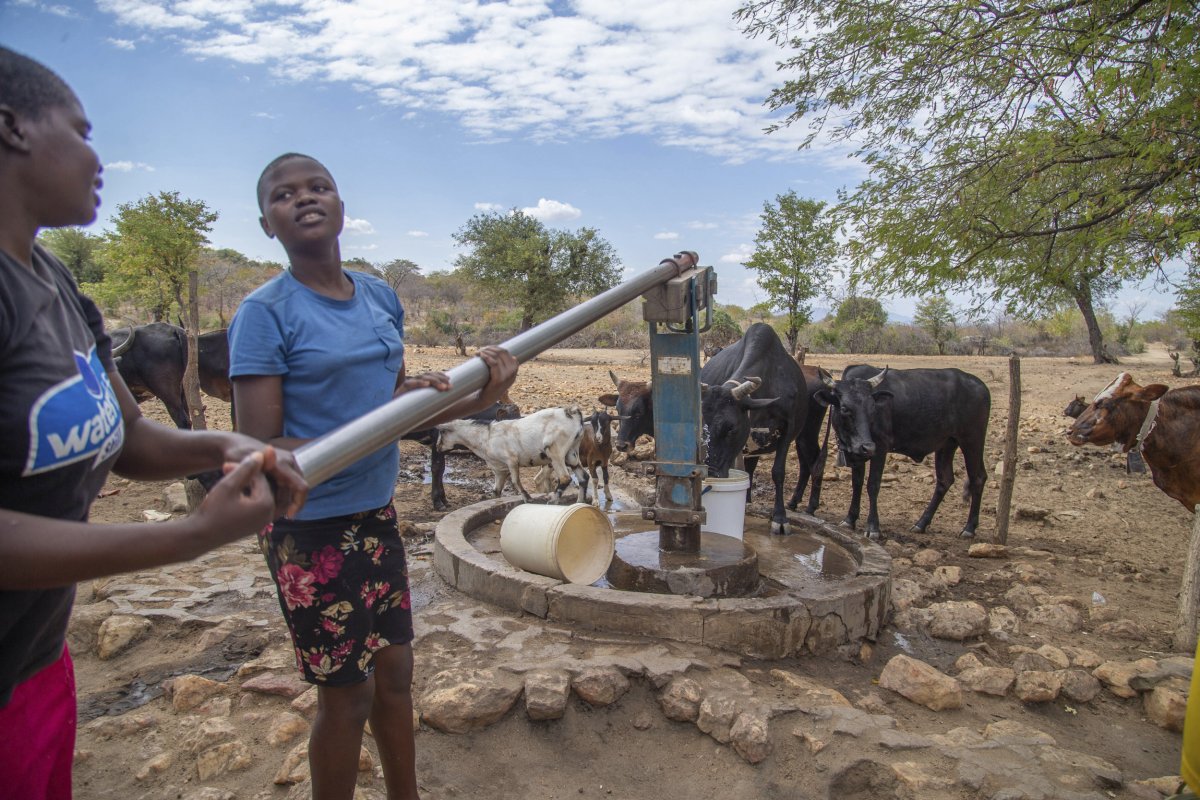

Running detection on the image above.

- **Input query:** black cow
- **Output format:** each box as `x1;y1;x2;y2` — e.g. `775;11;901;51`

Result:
403;402;522;510
599;371;653;453
110;322;232;429
814;365;991;539
700;323;809;535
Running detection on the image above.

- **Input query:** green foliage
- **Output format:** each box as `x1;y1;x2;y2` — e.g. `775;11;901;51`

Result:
1176;264;1200;351
912;296;956;354
453;210;621;332
89;191;217;323
743;192;838;353
38;227;104;284
829;295;888;353
737;0;1198;362
704;308;744;349
343;257;375;273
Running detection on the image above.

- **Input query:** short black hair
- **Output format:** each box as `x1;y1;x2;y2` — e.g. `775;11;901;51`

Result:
256;152;328;210
0;46;75;118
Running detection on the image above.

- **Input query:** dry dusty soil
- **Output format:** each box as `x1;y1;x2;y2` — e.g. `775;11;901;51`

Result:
74;343;1196;799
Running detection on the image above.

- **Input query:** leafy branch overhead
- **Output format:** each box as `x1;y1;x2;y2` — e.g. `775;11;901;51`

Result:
737;0;1198;363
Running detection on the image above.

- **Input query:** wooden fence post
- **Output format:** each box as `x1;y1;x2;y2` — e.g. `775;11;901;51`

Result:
1173;507;1200;653
994;355;1021;545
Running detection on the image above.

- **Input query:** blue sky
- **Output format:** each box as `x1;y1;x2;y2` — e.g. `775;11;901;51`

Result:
2;0;1178;323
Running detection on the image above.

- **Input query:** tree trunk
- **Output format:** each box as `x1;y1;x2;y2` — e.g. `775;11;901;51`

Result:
1071;280;1118;365
994;356;1021;545
182;269;207;431
1173;507;1200;653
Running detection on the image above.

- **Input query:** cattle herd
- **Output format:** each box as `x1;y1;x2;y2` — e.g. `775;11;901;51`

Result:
113;321;1197;539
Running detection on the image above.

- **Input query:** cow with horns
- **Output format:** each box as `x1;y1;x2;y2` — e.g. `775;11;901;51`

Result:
110;322;232;429
699;322;809;535
1067;373;1200;513
815;365;991;539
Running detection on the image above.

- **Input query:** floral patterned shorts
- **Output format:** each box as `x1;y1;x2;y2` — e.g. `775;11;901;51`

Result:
259;503;414;686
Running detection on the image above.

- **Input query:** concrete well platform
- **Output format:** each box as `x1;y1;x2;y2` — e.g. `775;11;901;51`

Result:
433;497;892;659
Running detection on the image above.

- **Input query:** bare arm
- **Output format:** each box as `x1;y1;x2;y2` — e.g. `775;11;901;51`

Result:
111;370;306;517
0;452;274;590
402;346;519;428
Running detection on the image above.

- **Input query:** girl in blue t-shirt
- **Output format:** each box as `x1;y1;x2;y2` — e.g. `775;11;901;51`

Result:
230;152;517;800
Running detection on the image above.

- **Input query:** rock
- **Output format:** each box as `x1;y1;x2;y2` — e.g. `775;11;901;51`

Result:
1086;486;1106;499
957;667;1015;697
931;565;962;588
1034;644;1070;669
632;711;654;730
1144;682;1188;732
891;760;955;792
1004;584;1047;615
1093;658;1158;699
1095;618;1149;641
181;789;235;800
1013;670;1062;703
853;691;891;715
889;578;927;612
953;653;984;673
183;717;237;754
83;712;156;739
658;677;703;722
419;668;523;734
236;645;297;678
730;710;772;764
524;669;571;721
96;614;152;660
195;741;252;781
67;601;115;655
878;655;963;711
134;751;173;781
1131;658;1195;692
1012;652;1059;673
927;600;989;640
1058;669;1103;703
696;692;742;744
770;669;851;711
240;671;310;699
1062;646;1103;670
291;687;318;718
984;718;1056;745
168;675;227;712
968;543;1008;558
912;548;943;567
988;606;1020;637
792;726;826;754
165;481;189;512
274;741;309;785
1016;506;1050;521
1025;603;1084;632
572;666;630;707
267;712;310;746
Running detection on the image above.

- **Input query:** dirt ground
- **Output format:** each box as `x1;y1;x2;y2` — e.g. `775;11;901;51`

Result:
76;342;1196;799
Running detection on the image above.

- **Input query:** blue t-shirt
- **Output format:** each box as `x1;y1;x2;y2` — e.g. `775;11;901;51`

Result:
228;269;404;519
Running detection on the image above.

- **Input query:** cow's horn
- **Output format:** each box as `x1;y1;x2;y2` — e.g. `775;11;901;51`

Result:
866;367;888;388
731;377;761;400
110;326;136;357
608;370;621;388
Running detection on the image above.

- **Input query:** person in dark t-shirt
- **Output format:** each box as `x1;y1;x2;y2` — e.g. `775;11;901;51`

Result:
0;47;308;800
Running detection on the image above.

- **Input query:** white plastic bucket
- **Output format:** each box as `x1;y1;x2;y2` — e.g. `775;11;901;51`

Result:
500;503;615;584
701;469;750;540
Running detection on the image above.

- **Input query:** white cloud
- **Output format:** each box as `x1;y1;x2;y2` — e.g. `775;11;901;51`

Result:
720;244;754;264
252;110;277;119
474;202;504;212
108;38;136;49
343;216;375;235
407;230;429;238
346;243;379;251
522;198;581;222
104;160;155;172
687;221;719;230
14;0;75;17
654;231;679;240
92;1;852;164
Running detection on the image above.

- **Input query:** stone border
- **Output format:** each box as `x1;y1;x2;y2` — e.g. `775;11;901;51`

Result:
433;498;892;659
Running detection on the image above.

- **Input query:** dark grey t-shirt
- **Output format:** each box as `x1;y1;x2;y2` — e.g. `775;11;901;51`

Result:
0;244;124;706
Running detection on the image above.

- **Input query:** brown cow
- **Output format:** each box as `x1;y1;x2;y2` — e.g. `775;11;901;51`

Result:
1067;372;1200;512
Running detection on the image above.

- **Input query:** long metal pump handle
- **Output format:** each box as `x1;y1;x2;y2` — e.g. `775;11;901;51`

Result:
294;251;698;486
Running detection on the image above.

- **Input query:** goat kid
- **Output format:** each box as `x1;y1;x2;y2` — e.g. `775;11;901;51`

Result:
437;405;585;504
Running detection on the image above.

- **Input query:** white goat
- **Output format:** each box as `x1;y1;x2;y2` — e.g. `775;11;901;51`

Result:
436;405;585;504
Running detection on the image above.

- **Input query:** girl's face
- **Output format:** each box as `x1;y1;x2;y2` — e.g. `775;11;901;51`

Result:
25;96;103;228
258;158;344;249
